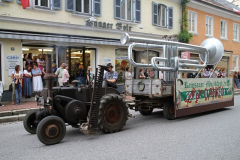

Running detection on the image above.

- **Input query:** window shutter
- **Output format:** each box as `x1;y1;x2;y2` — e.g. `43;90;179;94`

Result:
52;0;62;10
94;0;101;16
168;7;173;28
135;0;141;23
152;2;158;26
65;0;75;12
16;0;21;4
114;0;121;19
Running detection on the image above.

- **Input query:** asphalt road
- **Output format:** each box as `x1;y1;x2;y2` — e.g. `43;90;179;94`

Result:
1;97;240;160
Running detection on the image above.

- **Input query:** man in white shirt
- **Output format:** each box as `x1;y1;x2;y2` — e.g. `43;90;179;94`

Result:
0;81;4;107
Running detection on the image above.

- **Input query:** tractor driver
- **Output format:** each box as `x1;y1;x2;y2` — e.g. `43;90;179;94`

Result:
102;63;118;88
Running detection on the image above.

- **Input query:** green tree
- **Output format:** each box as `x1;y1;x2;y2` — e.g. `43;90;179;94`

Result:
178;0;193;43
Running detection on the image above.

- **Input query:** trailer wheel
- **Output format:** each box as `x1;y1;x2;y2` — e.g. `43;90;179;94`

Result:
139;107;153;116
163;100;175;120
37;116;66;145
98;94;129;133
23;110;38;134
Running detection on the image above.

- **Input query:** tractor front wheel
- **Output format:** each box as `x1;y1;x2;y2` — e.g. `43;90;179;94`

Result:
23;110;38;134
37;116;66;145
98;94;129;133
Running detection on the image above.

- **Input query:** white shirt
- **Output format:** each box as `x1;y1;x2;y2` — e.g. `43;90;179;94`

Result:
125;71;132;80
24;70;32;76
12;71;23;77
37;59;45;63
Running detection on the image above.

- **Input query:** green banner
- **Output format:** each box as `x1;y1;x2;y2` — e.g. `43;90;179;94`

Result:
176;78;233;109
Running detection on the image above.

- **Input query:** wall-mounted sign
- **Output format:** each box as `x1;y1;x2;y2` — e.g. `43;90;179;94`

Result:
5;55;20;71
86;20;132;31
102;58;112;66
181;51;190;59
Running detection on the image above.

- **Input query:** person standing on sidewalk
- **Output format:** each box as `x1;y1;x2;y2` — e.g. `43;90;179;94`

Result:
11;65;23;105
0;80;4;107
23;65;32;98
14;65;23;105
62;65;70;87
32;63;43;96
55;62;65;87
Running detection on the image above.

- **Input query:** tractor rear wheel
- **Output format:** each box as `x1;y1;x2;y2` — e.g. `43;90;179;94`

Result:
98;94;129;133
37;116;66;145
139;107;153;116
163;99;175;120
23;110;38;134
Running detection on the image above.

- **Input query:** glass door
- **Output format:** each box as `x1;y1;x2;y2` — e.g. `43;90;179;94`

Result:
67;47;96;85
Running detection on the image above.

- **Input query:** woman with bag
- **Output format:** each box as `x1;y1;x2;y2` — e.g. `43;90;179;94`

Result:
11;65;23;105
23;65;32;98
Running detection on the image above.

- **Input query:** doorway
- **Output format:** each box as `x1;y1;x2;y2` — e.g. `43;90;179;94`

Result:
67;47;96;84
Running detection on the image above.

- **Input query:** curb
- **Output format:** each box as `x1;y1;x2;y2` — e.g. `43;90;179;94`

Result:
0;107;44;123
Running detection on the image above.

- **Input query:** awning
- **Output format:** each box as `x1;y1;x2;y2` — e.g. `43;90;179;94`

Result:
0;30;126;46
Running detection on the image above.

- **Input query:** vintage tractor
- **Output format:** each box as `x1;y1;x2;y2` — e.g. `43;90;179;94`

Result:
23;55;129;145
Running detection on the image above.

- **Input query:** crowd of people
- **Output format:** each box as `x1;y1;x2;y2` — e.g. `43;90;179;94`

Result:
185;68;226;78
9;53;72;105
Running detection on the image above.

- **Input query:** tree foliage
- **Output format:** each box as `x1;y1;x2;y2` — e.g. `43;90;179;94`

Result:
178;0;193;43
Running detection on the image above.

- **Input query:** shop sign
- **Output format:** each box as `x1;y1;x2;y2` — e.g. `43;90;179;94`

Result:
176;78;233;109
86;20;132;31
181;51;190;59
102;58;112;65
116;56;128;60
5;55;21;76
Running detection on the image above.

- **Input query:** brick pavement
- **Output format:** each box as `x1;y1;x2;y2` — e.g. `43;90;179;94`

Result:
0;102;38;112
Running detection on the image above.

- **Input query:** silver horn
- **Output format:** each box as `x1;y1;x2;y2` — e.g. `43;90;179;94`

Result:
120;33;224;80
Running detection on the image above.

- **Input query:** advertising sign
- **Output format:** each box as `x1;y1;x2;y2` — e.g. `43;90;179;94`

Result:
176;78;233;109
5;55;20;70
181;51;190;59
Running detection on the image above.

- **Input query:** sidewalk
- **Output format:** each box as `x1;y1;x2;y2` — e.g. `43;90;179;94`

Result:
0;101;39;112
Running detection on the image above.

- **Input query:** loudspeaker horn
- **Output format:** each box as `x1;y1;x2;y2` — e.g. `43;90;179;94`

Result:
199;38;224;65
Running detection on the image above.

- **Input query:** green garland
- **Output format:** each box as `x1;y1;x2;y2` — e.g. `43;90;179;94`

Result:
178;0;193;43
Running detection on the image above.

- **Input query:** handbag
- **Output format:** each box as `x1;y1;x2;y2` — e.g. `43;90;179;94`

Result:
9;84;12;91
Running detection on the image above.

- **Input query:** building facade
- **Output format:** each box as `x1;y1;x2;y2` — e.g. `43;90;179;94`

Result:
187;0;240;77
0;0;182;89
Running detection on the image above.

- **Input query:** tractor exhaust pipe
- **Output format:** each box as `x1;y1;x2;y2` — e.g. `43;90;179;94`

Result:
44;55;55;97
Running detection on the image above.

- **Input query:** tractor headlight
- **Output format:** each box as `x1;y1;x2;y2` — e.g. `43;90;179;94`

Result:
46;97;52;104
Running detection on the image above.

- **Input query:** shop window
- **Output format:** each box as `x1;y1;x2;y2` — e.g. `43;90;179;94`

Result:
152;2;173;29
205;16;213;36
220;20;227;39
188;10;197;33
66;0;101;16
115;49;132;83
114;0;141;23
232;55;239;71
17;0;62;10
35;0;49;8
233;23;239;41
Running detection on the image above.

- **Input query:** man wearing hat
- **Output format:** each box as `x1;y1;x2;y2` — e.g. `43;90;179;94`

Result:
103;63;118;88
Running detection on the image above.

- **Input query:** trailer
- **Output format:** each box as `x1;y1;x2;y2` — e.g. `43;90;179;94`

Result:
122;33;234;119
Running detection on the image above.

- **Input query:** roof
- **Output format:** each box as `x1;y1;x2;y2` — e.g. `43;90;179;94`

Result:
200;0;240;13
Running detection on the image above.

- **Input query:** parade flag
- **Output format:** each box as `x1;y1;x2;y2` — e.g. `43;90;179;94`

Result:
21;0;29;9
233;8;240;14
